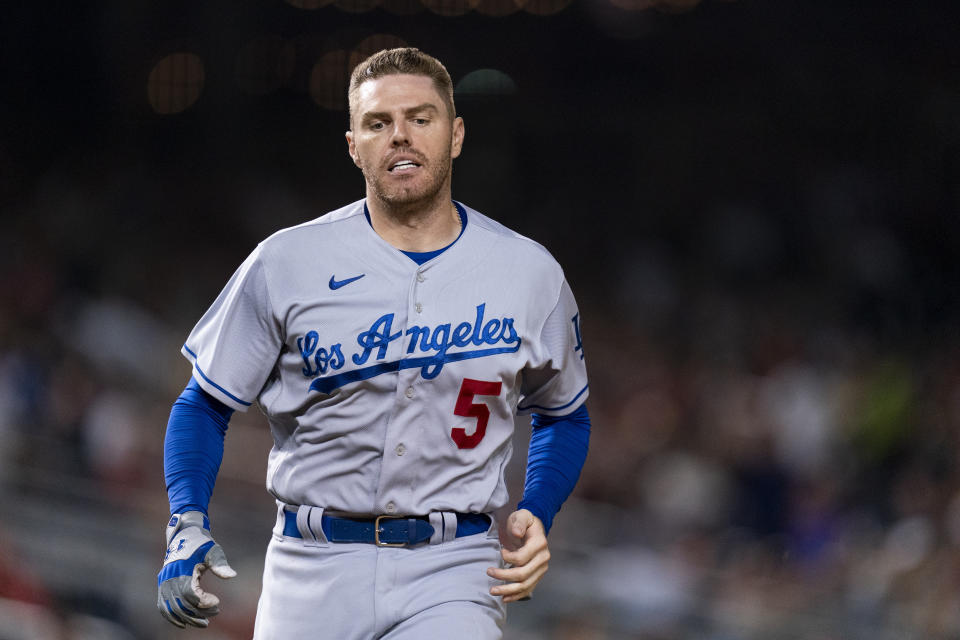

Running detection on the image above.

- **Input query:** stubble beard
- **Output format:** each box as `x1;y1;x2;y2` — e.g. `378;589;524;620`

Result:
363;147;453;216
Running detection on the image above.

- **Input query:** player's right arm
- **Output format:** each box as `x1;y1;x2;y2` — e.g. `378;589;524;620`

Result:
164;378;233;514
157;378;237;628
158;241;282;626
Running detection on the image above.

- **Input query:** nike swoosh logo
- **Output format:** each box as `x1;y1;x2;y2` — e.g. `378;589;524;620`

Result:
329;274;365;290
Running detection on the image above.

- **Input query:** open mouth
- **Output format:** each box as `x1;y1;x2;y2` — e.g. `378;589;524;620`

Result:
389;160;421;173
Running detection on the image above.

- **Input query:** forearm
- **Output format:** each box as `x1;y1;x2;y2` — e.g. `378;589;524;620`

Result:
517;404;591;534
164;378;233;515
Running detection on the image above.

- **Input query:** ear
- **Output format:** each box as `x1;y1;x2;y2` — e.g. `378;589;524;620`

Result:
450;116;465;160
345;130;361;167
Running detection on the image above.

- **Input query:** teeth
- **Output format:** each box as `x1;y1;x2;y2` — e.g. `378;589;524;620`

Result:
392;161;416;170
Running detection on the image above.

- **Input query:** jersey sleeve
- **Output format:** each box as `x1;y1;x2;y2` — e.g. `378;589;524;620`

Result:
181;246;283;412
516;279;589;417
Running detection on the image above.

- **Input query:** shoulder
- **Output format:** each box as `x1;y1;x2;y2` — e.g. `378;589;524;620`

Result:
253;199;366;262
461;203;563;272
458;204;573;320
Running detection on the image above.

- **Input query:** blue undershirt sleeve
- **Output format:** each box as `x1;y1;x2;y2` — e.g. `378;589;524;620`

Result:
517;404;591;535
163;377;234;516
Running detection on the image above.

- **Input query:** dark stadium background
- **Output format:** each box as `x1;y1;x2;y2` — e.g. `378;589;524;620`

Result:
2;1;960;638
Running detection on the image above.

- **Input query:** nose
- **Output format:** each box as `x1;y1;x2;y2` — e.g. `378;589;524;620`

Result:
390;120;410;147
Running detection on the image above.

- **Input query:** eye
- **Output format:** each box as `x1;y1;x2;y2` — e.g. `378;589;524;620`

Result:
369;121;386;131
413;118;429;125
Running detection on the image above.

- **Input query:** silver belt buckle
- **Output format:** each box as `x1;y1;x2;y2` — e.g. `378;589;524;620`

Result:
374;514;406;547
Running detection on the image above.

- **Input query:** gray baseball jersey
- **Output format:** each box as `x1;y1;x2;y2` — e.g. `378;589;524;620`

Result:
182;199;588;517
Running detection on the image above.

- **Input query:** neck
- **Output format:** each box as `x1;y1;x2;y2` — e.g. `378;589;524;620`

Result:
366;189;461;252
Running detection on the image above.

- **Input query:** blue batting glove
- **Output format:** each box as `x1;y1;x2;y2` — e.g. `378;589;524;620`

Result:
157;511;237;629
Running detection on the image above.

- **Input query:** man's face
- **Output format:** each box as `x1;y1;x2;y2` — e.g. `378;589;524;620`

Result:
346;74;464;210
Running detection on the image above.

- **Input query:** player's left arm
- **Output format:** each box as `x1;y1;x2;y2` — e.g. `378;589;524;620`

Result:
488;405;591;602
489;275;590;601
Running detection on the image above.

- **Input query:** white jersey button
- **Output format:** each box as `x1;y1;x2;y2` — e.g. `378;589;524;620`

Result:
405;387;415;399
395;444;406;456
416;272;425;283
415;302;423;313
385;502;396;513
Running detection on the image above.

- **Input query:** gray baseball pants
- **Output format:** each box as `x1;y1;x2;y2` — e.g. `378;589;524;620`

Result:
253;504;507;639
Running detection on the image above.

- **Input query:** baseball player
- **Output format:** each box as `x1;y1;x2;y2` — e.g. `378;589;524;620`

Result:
157;47;591;639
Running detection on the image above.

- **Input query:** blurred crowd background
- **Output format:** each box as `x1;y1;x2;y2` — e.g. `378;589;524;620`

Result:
2;0;960;638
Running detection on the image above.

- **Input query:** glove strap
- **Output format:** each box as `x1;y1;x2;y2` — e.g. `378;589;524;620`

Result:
166;511;210;545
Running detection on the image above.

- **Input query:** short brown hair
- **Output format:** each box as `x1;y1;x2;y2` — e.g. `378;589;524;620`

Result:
348;47;456;125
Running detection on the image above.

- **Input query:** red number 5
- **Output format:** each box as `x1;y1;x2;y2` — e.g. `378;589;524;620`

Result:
451;378;502;449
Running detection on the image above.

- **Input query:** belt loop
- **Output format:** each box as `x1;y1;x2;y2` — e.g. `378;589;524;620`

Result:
428;512;443;544
428;512;458;544
442;512;458;543
485;514;499;540
273;500;286;540
297;505;328;547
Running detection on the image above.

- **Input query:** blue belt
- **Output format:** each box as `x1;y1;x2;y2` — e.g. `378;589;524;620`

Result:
282;510;490;547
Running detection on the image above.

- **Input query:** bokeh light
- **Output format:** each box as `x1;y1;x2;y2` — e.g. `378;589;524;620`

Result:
474;0;525;17
284;0;333;8
522;0;573;15
590;0;654;38
420;0;478;16
653;0;701;13
609;0;701;11
347;34;409;71
235;35;296;96
147;53;205;115
455;69;518;96
310;36;410;111
333;0;380;12
608;0;654;10
380;0;426;14
309;49;351;111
